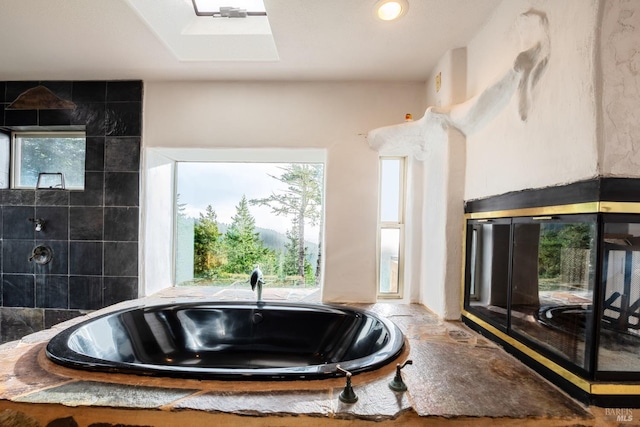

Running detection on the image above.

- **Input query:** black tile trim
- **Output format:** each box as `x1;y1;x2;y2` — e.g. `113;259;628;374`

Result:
465;178;640;213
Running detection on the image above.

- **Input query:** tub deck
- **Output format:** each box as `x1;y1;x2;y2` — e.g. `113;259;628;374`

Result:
0;287;612;426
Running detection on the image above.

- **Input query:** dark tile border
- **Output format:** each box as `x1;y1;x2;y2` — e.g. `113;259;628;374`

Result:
465;178;640;213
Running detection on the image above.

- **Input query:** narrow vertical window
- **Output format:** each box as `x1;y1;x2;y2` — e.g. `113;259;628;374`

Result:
378;157;405;297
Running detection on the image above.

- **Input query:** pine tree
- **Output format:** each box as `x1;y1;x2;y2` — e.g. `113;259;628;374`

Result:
223;195;271;274
283;223;301;276
283;222;314;285
193;205;224;277
250;164;323;282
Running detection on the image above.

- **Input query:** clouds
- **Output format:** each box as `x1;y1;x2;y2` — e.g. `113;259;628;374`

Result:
177;162;320;241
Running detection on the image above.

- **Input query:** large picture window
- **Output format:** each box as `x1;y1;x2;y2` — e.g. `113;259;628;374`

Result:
175;161;324;289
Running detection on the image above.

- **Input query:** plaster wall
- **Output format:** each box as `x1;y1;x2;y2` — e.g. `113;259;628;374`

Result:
425;48;468;107
142;81;425;302
141;149;174;296
417;125;466;318
600;0;640;176
405;156;424;304
464;0;600;200
410;49;468;317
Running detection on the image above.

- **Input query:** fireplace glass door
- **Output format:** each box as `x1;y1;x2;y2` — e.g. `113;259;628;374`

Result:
597;215;640;378
510;215;596;370
465;214;597;373
464;219;511;332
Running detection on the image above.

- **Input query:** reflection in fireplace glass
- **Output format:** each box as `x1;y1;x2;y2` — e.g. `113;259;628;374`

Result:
598;220;640;373
466;221;511;330
511;219;596;369
465;195;640;392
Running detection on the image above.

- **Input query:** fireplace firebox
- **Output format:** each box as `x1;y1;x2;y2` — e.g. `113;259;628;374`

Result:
462;178;640;407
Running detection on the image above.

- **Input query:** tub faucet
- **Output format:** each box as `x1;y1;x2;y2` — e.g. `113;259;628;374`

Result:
389;359;413;392
250;266;264;301
336;365;358;403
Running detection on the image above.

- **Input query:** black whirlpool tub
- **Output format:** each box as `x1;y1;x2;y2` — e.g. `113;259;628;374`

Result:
46;301;405;380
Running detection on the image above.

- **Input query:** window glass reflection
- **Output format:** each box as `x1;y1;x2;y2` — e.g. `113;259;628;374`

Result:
465;222;511;330
380;159;401;222
511;219;596;369
379;228;400;294
598;220;640;373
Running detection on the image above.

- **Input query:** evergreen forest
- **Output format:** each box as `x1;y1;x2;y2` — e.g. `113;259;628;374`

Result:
178;163;323;287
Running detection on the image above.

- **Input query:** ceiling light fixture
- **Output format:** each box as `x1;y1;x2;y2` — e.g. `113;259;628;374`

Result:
375;0;408;21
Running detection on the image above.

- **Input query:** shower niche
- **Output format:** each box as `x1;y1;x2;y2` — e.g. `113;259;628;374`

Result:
462;178;640;407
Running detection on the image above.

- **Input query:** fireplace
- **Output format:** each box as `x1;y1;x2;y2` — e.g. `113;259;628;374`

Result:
462;178;640;407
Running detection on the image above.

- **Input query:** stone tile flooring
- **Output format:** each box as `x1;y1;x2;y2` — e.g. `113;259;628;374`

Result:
0;287;622;426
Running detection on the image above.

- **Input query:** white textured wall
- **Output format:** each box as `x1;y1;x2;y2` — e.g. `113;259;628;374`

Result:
142;81;425;302
601;0;640;176
464;0;600;200
425;48;467;107
377;1;602;317
420;48;467;318
141;149;175;296
405;157;424;304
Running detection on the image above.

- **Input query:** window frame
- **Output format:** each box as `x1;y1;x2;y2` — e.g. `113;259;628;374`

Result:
377;156;406;299
10;131;86;190
172;156;326;288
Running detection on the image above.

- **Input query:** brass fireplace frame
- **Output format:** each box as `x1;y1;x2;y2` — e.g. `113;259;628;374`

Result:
461;180;640;407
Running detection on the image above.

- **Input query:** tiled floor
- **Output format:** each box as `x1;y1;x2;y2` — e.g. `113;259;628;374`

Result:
0;287;626;426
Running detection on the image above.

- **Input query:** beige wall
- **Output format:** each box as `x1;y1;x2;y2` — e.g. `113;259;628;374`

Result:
141;81;425;302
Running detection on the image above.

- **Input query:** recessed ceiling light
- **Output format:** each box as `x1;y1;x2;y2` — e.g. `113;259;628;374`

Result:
375;0;408;21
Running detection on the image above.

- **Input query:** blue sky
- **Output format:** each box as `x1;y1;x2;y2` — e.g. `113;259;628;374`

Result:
176;162;321;242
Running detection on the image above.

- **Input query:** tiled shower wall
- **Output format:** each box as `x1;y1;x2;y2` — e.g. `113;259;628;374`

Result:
0;80;142;343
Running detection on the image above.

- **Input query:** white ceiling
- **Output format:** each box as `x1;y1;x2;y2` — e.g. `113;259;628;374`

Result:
0;0;501;82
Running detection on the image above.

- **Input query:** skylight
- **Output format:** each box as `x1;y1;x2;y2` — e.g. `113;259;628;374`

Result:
124;0;278;61
192;0;267;17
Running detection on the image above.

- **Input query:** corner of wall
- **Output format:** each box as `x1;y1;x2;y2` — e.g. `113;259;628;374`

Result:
417;48;468;318
599;0;640;177
142;149;176;296
450;47;468;105
594;0;605;178
425;47;468;109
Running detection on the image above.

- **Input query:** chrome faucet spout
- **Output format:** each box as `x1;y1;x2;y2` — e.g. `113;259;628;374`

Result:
250;266;265;302
29;218;45;232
